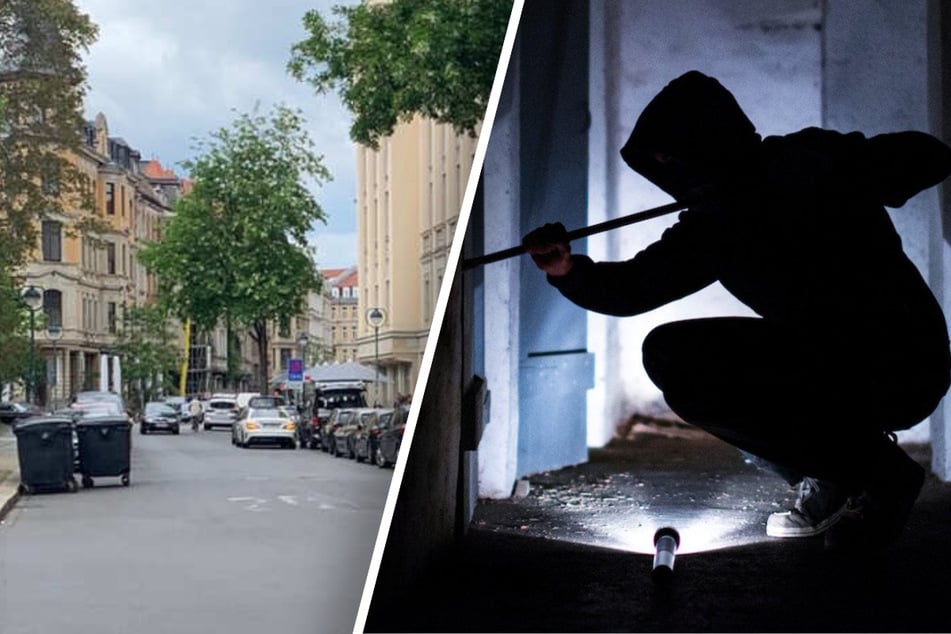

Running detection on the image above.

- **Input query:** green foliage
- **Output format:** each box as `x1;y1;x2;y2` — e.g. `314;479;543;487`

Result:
139;105;330;390
112;304;180;409
0;0;98;270
0;271;31;389
288;0;513;147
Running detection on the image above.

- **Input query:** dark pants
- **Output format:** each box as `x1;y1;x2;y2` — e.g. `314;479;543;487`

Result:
641;317;950;486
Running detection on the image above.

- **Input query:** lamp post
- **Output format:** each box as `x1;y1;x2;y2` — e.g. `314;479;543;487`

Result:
366;308;385;406
296;331;310;407
47;324;62;410
21;286;42;405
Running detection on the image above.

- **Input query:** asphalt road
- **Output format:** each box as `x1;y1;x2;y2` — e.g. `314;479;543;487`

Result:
0;425;392;634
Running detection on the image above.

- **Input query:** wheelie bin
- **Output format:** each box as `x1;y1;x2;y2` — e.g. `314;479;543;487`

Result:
75;415;132;488
13;416;78;494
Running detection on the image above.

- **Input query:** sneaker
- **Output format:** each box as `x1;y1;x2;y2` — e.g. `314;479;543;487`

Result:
766;477;849;538
824;437;925;551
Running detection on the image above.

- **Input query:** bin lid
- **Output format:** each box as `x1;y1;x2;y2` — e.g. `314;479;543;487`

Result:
75;416;131;429
13;416;73;433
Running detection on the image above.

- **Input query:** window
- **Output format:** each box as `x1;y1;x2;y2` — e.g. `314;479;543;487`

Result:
42;170;59;196
279;348;292;369
41;221;61;262
106;182;115;215
278;317;290;339
332;287;340;298
106;243;116;274
107;302;116;334
43;290;62;327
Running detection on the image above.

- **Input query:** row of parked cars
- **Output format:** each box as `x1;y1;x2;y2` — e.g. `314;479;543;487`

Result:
142;389;407;469
295;406;408;468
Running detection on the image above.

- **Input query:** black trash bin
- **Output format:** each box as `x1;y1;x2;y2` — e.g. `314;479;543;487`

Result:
75;416;131;488
13;416;78;494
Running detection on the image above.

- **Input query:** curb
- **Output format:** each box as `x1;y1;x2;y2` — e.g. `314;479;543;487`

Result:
0;484;19;522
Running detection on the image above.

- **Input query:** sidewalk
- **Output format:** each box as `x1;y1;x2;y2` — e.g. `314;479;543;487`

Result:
0;423;20;521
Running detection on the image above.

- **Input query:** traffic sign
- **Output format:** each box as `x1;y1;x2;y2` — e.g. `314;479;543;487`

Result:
287;358;304;390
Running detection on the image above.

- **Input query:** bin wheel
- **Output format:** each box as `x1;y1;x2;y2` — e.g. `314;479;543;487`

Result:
81;476;94;488
68;478;79;493
17;483;31;495
121;474;130;487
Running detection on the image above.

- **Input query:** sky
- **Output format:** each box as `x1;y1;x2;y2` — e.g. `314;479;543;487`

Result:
72;0;359;269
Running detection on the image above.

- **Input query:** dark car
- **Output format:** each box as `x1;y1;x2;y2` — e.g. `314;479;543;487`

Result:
139;401;181;435
0;401;45;426
321;407;356;453
333;408;377;459
376;409;408;468
308;383;367;450
353;408;400;464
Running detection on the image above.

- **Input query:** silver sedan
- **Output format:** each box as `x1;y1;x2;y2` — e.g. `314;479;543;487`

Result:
232;407;297;449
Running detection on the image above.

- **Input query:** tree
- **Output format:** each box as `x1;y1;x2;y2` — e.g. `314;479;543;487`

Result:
0;0;98;270
112;304;180;413
139;105;330;392
288;0;513;147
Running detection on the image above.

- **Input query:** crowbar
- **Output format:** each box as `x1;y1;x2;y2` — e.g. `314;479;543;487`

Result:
461;198;692;271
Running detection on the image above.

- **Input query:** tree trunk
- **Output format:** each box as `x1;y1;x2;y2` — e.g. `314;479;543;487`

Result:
254;320;268;394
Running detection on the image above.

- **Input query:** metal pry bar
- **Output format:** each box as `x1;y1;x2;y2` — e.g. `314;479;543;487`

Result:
461;198;691;271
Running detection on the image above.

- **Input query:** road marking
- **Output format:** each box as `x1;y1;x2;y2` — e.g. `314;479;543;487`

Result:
227;496;268;512
278;495;298;506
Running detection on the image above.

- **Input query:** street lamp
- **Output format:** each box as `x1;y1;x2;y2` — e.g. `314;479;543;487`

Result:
47;324;62;410
296;331;311;366
21;285;42;405
366;308;386;406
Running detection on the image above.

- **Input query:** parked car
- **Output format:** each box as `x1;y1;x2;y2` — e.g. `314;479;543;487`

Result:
353;408;400;464
231;406;297;449
72;390;128;417
308;382;367;450
0;401;45;426
332;408;378;459
376;408;408;468
203;396;238;430
139;401;181;435
321;407;357;453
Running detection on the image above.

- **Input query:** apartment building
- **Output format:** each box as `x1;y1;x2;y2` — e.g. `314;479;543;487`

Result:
356;117;478;406
18;112;333;404
323;266;360;365
18;113;171;406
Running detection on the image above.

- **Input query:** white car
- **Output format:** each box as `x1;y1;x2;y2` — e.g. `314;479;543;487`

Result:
232;406;297;449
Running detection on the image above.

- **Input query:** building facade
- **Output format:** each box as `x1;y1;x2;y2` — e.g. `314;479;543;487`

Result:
16;112;334;406
355;117;478;406
322;266;360;365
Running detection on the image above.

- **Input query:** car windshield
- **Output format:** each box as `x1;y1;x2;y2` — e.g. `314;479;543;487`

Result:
145;403;177;416
209;401;235;410
249;396;283;408
75;403;121;417
248;408;282;419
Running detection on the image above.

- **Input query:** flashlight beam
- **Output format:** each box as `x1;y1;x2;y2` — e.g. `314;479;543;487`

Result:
461;198;692;271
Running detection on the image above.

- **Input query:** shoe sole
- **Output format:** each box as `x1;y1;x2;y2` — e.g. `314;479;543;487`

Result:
766;504;849;538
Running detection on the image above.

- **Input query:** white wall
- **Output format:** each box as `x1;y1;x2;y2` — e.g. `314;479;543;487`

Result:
587;0;822;445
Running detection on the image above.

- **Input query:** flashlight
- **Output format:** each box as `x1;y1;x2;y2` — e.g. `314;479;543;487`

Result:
652;527;681;583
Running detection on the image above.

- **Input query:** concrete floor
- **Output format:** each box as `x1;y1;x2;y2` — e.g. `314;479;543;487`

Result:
365;421;951;632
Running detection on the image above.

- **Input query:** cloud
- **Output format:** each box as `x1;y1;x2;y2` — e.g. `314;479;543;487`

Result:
310;231;357;269
74;0;359;251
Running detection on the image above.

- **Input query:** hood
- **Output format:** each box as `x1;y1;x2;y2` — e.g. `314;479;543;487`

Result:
620;70;762;200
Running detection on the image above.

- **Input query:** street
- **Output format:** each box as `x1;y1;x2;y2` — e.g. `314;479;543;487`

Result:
0;425;392;634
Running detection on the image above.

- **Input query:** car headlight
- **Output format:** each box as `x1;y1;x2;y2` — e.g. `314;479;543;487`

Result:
283;422;296;431
246;421;259;430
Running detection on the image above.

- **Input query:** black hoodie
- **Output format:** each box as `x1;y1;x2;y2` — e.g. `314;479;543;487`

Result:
550;70;951;360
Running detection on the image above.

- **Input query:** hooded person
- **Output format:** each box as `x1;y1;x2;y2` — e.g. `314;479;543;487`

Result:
522;70;951;551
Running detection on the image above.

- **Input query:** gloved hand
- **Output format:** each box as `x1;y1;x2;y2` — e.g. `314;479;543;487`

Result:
521;222;573;277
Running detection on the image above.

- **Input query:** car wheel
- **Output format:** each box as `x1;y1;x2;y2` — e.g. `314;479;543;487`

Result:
204;423;211;431
172;426;180;435
140;425;148;435
82;476;93;488
375;448;388;468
